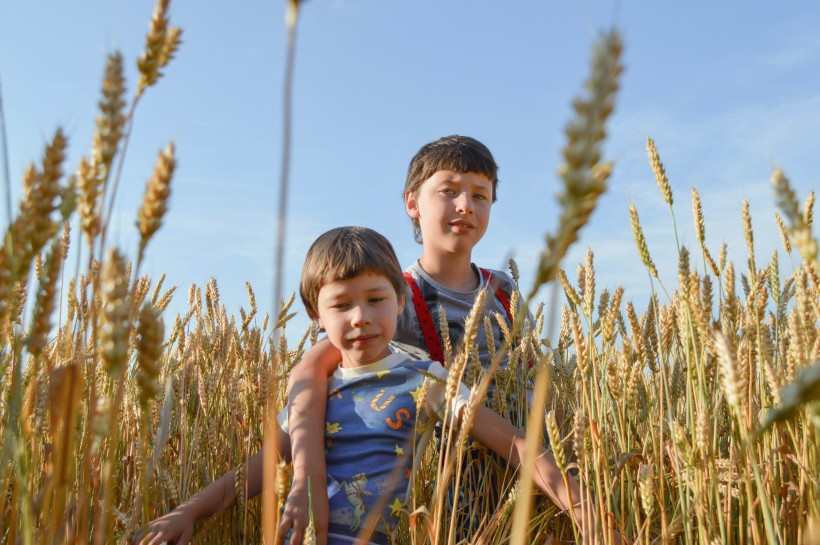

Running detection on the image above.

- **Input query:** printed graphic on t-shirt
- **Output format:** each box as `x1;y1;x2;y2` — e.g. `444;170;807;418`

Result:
324;363;432;534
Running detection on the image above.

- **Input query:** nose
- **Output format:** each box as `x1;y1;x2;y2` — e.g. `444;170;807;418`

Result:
454;191;473;214
351;305;371;327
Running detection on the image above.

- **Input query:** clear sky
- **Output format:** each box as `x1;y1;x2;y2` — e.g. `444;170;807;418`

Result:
1;1;818;335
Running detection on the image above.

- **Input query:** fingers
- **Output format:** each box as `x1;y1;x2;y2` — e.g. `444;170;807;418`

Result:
134;527;157;545
289;526;304;545
175;527;194;545
278;514;304;545
146;535;166;545
142;529;167;545
132;521;186;545
279;489;312;545
276;518;291;545
145;529;187;545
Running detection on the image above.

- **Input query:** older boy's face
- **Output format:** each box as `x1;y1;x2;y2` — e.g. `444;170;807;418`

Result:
405;170;492;257
316;274;404;368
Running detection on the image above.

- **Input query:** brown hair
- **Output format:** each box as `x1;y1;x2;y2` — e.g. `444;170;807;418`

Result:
404;135;499;243
300;226;405;320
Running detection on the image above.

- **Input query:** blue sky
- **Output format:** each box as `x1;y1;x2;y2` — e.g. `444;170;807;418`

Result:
2;2;818;335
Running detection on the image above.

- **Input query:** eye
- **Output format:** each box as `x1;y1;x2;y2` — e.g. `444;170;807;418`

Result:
473;192;488;200
368;297;386;304
330;302;349;310
440;188;456;196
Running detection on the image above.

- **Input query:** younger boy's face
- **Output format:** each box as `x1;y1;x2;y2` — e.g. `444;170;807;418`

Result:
315;274;405;368
405;170;492;257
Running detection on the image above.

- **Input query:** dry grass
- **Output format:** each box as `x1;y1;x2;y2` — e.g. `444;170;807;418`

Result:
2;2;819;544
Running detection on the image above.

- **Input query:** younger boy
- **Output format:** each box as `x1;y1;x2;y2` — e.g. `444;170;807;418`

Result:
135;226;588;545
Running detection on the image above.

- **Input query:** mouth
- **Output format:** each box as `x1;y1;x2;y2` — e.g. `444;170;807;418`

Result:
449;220;475;232
350;334;379;345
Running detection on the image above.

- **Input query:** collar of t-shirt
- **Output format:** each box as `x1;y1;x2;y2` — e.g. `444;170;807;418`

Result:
333;350;409;380
409;260;486;301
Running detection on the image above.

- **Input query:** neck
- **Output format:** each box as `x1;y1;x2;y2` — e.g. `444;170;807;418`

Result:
418;251;478;291
339;347;391;369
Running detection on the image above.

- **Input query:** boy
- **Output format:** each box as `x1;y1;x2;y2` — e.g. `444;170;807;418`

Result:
284;136;529;543
135;227;589;545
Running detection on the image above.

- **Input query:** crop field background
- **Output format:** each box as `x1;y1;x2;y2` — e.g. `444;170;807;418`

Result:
0;1;818;544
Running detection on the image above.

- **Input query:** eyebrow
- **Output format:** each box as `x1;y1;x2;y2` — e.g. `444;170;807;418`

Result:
323;284;391;295
364;286;392;294
440;178;492;187
439;178;489;188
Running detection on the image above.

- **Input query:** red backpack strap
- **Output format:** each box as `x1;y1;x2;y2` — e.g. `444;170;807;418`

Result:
479;268;513;323
403;272;445;364
480;268;532;367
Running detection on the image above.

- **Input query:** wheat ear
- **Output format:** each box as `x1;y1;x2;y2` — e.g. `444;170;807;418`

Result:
629;204;659;278
647;137;673;207
136;303;164;409
101;248;130;378
137;0;182;96
715;330;744;415
79;52;126;244
772;169;818;273
137;142;175;264
27;238;64;356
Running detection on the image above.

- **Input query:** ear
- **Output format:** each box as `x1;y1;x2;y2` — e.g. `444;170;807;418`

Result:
316;317;324;332
404;190;420;219
396;292;405;315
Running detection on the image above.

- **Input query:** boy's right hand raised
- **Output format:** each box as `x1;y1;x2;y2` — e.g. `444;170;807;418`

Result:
132;508;196;545
277;478;329;545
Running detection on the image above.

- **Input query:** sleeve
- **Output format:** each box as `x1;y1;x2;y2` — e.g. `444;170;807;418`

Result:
395;283;417;339
496;269;535;325
495;269;536;364
423;361;472;420
276;406;290;435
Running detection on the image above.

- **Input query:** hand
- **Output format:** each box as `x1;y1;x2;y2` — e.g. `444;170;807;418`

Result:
132;508;196;545
277;479;328;545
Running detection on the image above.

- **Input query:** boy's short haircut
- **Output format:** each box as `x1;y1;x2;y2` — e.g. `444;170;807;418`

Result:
300;226;406;320
404;135;499;243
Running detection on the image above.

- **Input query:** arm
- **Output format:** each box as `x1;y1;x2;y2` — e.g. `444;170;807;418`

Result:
133;427;290;545
466;406;591;537
279;338;341;545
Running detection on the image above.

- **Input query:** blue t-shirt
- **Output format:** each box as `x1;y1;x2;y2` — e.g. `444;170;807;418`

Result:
279;350;470;544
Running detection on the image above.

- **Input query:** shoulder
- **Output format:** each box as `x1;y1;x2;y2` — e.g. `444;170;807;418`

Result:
389;341;428;361
400;262;423;294
402;261;427;290
424;360;448;381
420;360;471;418
404;260;423;276
477;266;517;294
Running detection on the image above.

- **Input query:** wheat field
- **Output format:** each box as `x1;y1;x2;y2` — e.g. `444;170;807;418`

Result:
1;1;818;544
